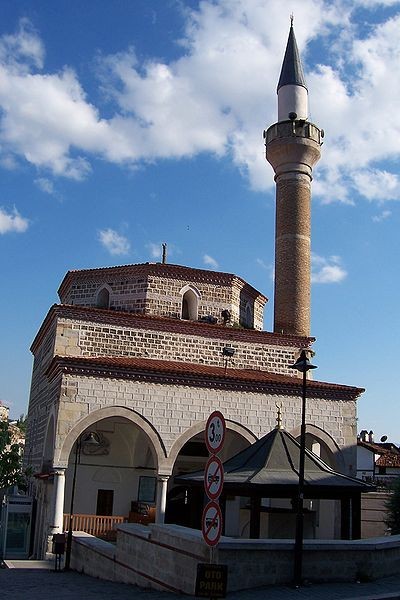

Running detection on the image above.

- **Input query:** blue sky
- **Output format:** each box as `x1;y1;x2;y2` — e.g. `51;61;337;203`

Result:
1;0;400;442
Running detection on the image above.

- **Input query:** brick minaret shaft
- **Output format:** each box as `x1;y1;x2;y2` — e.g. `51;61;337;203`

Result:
264;22;323;337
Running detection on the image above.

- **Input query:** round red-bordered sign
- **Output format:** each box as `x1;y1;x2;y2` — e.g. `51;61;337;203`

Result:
202;500;223;547
204;455;224;500
205;411;226;455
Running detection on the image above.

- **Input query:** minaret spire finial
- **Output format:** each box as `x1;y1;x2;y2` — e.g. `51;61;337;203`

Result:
275;403;283;430
290;13;294;27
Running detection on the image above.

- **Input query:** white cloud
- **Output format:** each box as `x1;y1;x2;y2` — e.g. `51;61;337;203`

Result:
0;206;29;233
256;257;274;279
0;4;400;203
372;209;391;222
203;254;219;269
352;169;400;202
311;253;347;284
0;18;44;71
147;242;162;260
34;177;55;194
98;228;130;255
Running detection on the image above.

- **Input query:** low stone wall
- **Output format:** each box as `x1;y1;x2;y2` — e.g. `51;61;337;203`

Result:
71;524;400;595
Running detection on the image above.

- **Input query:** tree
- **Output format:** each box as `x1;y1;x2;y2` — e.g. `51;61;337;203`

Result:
385;477;400;535
0;421;30;492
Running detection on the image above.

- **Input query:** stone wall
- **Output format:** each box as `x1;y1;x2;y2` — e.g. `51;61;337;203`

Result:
59;266;266;330
361;492;391;538
54;316;300;375
53;373;357;472
71;525;400;594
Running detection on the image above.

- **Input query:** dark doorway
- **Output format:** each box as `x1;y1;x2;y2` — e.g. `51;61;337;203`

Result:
96;489;114;516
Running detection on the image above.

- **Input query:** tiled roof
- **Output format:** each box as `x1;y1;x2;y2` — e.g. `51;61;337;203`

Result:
46;354;364;400
376;453;400;468
357;440;389;454
57;262;267;302
31;303;315;352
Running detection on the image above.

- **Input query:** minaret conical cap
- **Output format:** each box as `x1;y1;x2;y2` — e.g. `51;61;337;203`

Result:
277;22;307;92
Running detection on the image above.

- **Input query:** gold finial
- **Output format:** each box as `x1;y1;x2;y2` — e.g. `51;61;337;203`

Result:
290;13;294;27
275;403;283;430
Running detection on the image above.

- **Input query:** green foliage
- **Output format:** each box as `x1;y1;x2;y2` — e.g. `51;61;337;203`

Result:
16;414;27;434
385;477;400;534
0;421;31;492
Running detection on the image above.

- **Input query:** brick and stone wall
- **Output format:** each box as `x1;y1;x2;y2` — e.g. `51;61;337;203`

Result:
53;372;357;472
54;316;300;375
58;264;266;330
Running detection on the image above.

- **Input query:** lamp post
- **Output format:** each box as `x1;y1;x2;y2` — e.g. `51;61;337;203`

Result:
64;432;99;571
290;349;317;587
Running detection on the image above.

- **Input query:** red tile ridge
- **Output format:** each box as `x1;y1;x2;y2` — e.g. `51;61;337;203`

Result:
31;303;315;353
46;355;364;400
57;262;267;302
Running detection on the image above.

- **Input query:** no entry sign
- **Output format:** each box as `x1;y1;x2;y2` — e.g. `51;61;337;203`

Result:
204;455;224;500
202;500;223;547
205;411;226;455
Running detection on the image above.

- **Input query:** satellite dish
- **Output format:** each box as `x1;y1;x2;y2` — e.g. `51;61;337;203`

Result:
381;435;388;442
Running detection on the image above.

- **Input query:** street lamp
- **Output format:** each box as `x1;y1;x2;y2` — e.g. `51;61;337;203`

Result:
290;349;317;587
64;431;99;571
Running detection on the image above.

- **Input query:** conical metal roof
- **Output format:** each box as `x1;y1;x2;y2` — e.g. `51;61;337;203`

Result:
277;24;307;92
176;428;374;496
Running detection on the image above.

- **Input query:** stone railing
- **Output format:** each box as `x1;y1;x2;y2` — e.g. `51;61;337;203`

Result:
264;120;323;145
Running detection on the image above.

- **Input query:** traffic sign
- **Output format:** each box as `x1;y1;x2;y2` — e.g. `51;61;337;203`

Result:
195;563;228;598
204;455;224;500
205;411;226;455
202;501;223;547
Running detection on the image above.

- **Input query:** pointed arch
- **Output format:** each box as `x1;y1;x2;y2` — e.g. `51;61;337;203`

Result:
96;284;112;309
180;284;201;321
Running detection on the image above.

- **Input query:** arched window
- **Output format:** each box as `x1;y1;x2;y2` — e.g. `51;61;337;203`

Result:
245;303;253;328
240;302;253;328
180;285;200;320
96;286;110;309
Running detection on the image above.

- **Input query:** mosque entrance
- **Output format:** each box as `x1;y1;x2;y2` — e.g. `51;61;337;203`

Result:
63;416;158;535
166;429;251;528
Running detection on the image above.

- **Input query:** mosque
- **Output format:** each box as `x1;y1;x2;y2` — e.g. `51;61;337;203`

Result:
24;22;363;561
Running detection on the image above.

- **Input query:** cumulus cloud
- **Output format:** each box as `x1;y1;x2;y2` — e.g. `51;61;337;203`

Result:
311;253;347;284
34;177;55;194
98;228;130;255
256;257;274;279
0;4;400;203
203;254;219;269
147;242;162;260
0;207;29;233
372;209;391;222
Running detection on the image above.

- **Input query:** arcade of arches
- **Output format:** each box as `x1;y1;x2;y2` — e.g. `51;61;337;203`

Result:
37;413;340;557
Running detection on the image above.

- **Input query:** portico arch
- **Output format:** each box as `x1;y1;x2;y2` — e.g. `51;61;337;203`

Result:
166;419;257;473
165;420;256;528
56;406;166;469
290;423;345;471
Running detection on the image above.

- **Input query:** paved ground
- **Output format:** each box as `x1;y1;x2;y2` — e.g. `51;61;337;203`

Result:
2;561;400;600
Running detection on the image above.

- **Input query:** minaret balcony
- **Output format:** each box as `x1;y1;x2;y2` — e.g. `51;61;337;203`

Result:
264;120;323;146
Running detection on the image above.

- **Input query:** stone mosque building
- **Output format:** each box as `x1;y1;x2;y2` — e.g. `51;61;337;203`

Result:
24;23;362;558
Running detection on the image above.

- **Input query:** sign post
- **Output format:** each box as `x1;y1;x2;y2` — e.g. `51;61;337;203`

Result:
197;410;227;598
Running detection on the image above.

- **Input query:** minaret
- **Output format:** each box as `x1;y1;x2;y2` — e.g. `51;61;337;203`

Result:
264;20;323;337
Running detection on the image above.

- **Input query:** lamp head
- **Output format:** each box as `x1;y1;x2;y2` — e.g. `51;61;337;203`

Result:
290;349;317;373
